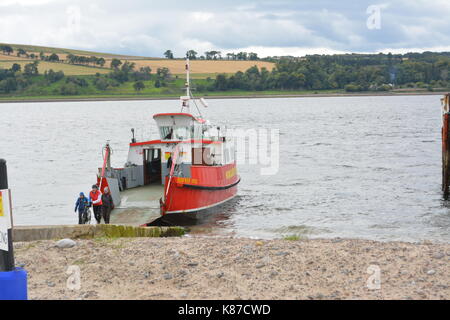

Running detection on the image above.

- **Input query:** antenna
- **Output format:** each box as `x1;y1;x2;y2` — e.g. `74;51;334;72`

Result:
186;58;190;98
180;58;191;112
180;57;208;117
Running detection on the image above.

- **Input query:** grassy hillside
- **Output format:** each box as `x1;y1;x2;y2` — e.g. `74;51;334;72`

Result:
4;43;447;102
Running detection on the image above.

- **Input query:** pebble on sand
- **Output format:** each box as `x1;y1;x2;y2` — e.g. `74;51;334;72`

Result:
55;239;76;249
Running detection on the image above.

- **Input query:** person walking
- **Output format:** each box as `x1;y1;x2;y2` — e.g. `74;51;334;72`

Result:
101;187;114;224
89;184;103;224
74;192;89;224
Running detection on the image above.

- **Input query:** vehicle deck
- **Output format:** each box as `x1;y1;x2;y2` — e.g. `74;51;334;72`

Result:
110;184;163;226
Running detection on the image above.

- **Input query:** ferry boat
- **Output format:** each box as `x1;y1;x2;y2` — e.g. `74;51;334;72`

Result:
95;59;240;225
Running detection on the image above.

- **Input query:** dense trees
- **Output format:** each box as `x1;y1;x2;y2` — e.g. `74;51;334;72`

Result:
154;67;171;87
133;81;145;91
0;45;13;55
0;61;36;94
205;51;221;60
17;49;27;57
1;49;449;97
164;50;174;59
186;50;198;60
67;54;106;67
11;63;21;73
48;53;60;62
110;58;122;69
24;61;39;76
44;69;64;83
163;49;258;60
209;52;450;92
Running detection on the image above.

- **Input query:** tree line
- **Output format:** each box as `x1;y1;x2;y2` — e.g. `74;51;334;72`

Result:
2;50;449;96
164;49;259;61
66;54;106;67
0;58;173;95
206;52;450;92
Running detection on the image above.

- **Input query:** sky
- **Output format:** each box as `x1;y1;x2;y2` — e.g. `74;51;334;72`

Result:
1;0;450;58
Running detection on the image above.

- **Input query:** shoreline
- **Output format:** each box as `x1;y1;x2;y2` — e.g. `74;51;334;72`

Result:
15;236;450;300
0;91;448;104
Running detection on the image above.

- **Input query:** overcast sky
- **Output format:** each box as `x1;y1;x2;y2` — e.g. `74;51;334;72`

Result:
1;0;450;57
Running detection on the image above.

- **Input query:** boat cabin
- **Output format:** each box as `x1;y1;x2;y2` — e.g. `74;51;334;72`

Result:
109;112;234;192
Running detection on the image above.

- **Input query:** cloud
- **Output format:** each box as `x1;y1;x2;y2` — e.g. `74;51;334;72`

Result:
0;0;57;6
0;0;450;57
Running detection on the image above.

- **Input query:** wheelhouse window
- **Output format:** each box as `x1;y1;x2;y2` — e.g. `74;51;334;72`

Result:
159;126;193;140
174;126;190;140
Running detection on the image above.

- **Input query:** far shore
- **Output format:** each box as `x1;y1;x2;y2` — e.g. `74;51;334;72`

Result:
0;90;448;104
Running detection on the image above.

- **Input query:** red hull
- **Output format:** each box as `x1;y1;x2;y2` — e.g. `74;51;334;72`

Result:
162;163;239;214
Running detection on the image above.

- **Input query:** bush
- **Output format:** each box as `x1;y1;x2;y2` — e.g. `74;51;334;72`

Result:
133;81;145;91
45;69;64;83
344;84;363;92
66;76;88;87
93;77;110;90
60;83;79;95
377;84;392;91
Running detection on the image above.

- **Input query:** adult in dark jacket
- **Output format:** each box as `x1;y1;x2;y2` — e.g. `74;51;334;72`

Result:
101;187;114;224
74;192;89;224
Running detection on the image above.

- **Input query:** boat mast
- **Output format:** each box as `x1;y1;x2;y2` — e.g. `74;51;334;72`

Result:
186;58;190;99
181;57;204;117
181;58;190;112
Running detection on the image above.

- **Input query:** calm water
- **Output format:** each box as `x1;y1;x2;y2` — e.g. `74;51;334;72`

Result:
1;95;449;242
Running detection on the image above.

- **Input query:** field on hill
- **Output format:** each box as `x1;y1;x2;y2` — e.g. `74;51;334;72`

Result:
2;43;139;59
0;59;109;76
0;53;30;61
126;59;275;75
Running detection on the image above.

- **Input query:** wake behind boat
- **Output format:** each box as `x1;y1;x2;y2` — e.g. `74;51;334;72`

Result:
94;59;240;226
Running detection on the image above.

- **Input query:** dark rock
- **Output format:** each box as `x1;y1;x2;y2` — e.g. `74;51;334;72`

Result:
163;273;173;280
269;271;279;278
274;251;290;256
178;270;188;277
432;252;445;259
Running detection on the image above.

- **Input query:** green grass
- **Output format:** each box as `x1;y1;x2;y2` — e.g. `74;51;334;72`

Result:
200;88;345;96
1;70;446;102
3;87;438;102
175;73;234;79
283;235;302;241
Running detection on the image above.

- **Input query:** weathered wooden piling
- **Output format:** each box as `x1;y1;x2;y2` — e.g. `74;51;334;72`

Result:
442;94;450;199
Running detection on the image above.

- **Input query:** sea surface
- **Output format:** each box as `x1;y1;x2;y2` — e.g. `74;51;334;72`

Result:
1;95;449;242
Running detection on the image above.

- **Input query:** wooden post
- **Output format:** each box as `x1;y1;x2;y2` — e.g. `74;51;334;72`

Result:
442;94;450;199
0;159;15;271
